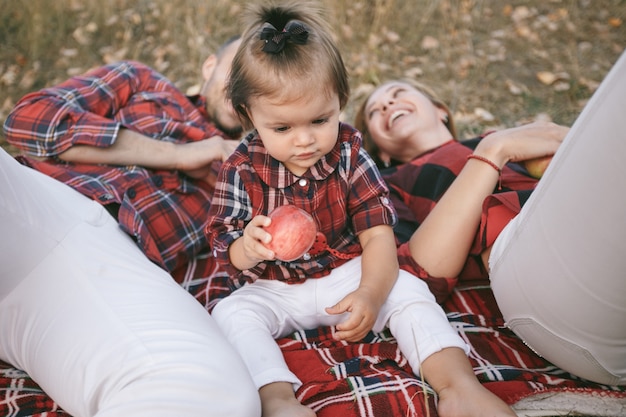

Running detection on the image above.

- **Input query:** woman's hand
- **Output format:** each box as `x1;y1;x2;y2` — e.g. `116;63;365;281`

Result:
475;121;569;167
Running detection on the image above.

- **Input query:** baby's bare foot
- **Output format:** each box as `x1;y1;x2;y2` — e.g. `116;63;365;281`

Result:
260;382;316;417
437;382;516;417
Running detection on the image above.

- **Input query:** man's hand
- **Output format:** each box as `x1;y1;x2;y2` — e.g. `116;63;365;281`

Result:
174;136;239;184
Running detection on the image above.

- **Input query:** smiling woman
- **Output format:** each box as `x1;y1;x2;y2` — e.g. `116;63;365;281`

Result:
356;79;458;170
354;50;626;386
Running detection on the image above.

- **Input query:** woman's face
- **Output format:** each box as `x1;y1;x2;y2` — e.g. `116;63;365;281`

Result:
362;81;447;157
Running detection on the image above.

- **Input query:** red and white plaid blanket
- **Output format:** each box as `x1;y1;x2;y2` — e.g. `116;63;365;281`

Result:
2;255;625;416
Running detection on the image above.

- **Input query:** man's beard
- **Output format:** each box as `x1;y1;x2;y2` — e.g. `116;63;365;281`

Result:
213;113;244;139
218;123;244;139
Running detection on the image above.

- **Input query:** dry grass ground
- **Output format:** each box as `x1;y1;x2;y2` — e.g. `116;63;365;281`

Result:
1;0;624;154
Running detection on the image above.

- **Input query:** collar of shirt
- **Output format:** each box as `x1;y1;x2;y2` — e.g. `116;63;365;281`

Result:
247;124;345;189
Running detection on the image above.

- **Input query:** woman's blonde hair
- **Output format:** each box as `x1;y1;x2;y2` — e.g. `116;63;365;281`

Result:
228;0;350;131
354;78;457;167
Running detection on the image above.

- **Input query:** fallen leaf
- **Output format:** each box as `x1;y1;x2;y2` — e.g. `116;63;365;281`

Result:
511;6;532;23
101;46;128;64
474;107;495;122
506;79;524;95
404;67;423;78
60;48;78;57
67;67;84;76
72;27;91;45
15;54;27;66
0;65;18;86
385;30;400;43
536;71;557;85
368;33;381;49
421;36;439;50
534;112;553;123
18;69;36;90
553;81;570;91
85;22;98;33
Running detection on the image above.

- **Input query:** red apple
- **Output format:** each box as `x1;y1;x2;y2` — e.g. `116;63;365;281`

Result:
524;155;553;179
264;205;317;261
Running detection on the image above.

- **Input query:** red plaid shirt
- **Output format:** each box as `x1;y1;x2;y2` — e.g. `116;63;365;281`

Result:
384;137;540;302
207;122;397;287
3;61;235;273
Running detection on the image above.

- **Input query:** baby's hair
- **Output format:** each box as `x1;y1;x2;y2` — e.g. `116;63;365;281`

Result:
227;0;349;130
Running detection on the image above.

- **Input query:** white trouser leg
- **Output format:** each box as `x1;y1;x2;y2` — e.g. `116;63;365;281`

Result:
489;52;626;386
212;257;467;389
0;150;261;417
210;271;352;390
379;270;469;376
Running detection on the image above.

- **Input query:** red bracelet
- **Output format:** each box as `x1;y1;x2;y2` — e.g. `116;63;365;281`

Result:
466;154;502;190
466;154;501;173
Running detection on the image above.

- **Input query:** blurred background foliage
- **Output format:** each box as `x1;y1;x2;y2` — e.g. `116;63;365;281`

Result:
1;0;624;153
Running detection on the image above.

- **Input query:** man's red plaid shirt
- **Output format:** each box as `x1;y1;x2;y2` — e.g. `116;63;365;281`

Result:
4;61;234;274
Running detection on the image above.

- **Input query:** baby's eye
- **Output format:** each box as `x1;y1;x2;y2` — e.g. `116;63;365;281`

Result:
274;126;290;133
312;118;329;125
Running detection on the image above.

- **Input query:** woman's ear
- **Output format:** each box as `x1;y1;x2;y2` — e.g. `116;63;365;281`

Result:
201;54;218;81
436;106;449;123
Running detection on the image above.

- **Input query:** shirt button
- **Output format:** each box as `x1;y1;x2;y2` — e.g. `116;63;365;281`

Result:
98;193;114;202
382;197;389;204
127;188;136;199
298;178;308;187
303;253;311;261
153;175;163;187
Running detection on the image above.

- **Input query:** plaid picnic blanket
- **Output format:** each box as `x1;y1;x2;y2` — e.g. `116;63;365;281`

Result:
1;254;625;416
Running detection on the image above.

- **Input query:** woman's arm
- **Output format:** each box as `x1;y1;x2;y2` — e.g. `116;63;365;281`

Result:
410;121;568;278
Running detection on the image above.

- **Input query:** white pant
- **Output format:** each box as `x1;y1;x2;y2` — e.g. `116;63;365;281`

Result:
489;51;626;386
212;257;469;389
0;149;261;417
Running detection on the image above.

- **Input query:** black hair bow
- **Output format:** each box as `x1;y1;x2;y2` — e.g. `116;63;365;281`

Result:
260;22;309;54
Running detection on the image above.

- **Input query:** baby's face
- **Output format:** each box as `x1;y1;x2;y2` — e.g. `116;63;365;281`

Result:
247;90;341;176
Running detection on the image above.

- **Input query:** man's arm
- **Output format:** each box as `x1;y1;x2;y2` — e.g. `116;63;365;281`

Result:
4;61;157;157
59;128;238;173
5;61;239;178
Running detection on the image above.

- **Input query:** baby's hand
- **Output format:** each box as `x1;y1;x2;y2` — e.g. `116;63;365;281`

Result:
325;288;381;342
241;215;276;262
